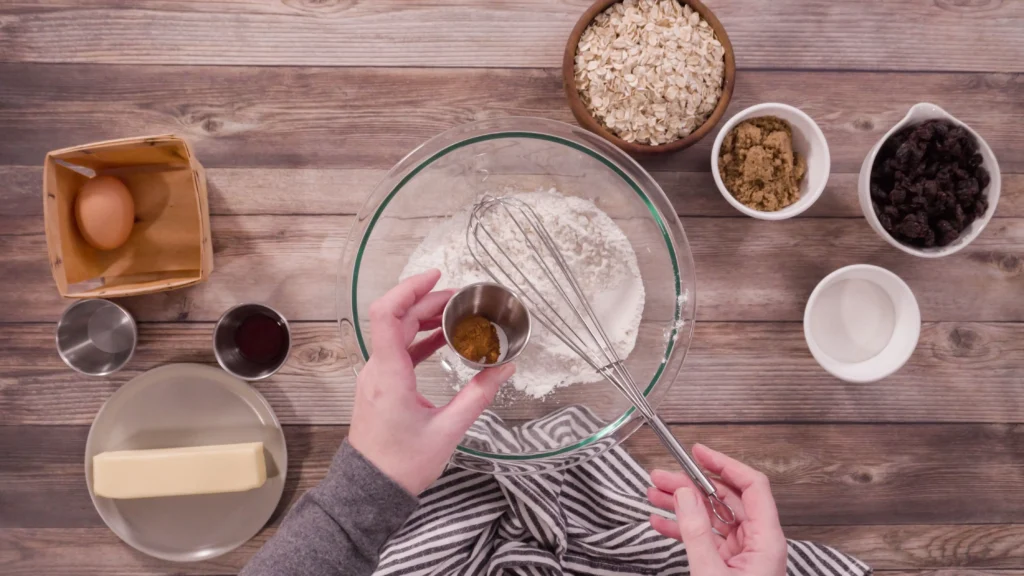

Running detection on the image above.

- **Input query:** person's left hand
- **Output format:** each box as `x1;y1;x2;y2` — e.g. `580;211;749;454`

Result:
646;444;787;576
348;269;516;495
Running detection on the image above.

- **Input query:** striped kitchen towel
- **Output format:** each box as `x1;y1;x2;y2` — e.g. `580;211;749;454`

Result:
374;406;871;576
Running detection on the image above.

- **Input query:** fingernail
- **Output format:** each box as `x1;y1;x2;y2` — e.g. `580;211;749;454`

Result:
675;488;698;513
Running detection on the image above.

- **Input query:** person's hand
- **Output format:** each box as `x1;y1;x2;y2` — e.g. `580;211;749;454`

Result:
348;269;515;495
647;444;787;576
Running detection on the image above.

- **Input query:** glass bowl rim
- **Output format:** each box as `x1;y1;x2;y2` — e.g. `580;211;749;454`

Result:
337;117;696;462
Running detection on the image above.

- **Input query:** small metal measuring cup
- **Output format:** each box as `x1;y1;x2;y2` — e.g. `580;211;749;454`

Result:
56;299;137;376
442;282;531;369
213;303;291;381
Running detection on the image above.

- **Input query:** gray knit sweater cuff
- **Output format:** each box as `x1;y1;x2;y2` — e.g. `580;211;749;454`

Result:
310;440;419;552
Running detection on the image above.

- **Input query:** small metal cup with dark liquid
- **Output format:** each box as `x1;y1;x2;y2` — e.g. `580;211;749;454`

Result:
214;303;291;380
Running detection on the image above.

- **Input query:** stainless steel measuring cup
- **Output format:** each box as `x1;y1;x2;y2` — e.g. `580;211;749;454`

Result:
56;299;137;376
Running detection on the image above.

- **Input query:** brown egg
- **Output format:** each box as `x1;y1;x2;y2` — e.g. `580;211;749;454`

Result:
75;176;135;250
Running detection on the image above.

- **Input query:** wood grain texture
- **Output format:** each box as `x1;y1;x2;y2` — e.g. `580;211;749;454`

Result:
626;424;1024;526
0;0;1021;71
0;323;351;426
4;424;1024;530
3;215;1022;323
4;166;1023;221
782;524;1024;570
3;527;1023;576
0;65;1020;172
2;2;1023;574
3;321;1023;425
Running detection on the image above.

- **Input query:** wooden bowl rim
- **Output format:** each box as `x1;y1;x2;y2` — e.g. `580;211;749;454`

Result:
562;0;736;155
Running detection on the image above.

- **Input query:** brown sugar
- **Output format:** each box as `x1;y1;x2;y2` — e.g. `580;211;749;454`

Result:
718;116;807;212
451;315;501;364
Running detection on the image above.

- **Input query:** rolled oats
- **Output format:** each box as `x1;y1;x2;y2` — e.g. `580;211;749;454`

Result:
574;0;726;146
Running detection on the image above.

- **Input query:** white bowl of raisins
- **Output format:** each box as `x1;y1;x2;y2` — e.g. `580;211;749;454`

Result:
858;102;1000;258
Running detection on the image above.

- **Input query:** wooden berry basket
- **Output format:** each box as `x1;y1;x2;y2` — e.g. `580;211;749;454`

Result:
43;135;214;299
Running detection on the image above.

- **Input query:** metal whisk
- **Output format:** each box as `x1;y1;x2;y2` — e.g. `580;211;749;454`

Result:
467;195;735;525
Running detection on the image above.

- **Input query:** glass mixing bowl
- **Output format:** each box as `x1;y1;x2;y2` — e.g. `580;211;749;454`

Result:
338;117;696;474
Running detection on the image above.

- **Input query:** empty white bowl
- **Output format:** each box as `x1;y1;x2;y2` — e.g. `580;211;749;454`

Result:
858;102;1001;258
711;103;831;220
804;264;920;383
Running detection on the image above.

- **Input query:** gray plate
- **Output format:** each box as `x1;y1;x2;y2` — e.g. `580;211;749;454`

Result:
85;363;287;562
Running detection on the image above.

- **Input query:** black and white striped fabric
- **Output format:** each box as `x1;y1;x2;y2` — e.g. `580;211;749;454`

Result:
374;407;871;576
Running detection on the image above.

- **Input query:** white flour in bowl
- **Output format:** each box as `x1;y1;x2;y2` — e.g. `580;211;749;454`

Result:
400;189;645;399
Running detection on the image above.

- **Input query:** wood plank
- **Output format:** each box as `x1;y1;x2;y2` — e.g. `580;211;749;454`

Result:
4;166;1023;222
3;215;1022;324
0;65;1021;172
783;525;1024;571
0;215;348;323
0;323;353;426
0;1;1021;71
626;425;1024;526
5;528;1024;576
2;321;1023;425
4;425;1024;529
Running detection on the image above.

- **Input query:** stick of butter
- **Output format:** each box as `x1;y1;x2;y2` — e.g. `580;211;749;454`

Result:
92;442;267;499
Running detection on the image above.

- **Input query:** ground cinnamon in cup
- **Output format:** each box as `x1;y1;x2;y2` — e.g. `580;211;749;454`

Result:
718;116;806;212
452;315;501;364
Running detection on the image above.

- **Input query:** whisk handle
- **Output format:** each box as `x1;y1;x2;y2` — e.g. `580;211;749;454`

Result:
648;415;737;525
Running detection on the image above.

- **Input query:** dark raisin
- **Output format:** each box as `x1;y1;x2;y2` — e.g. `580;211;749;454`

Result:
914;123;935;142
923;228;936;247
911;194;929;210
938;226;960;246
934;190;955;215
870;182;888;202
962;135;979;157
976;166;990;189
896;140;925;166
974;198;989;218
955;178;980;204
908;177;925;197
897;213;928;239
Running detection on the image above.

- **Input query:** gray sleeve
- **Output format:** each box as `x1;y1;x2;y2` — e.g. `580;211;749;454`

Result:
241;440;419;576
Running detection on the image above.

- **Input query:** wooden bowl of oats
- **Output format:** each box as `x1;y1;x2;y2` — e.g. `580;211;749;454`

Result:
563;0;735;155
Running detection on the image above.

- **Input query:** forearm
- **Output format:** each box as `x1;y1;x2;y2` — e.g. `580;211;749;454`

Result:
241;441;418;576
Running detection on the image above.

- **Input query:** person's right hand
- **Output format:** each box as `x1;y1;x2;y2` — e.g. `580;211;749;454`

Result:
647;444;787;576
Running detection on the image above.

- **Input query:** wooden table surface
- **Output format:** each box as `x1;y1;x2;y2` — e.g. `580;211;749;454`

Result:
2;1;1023;574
